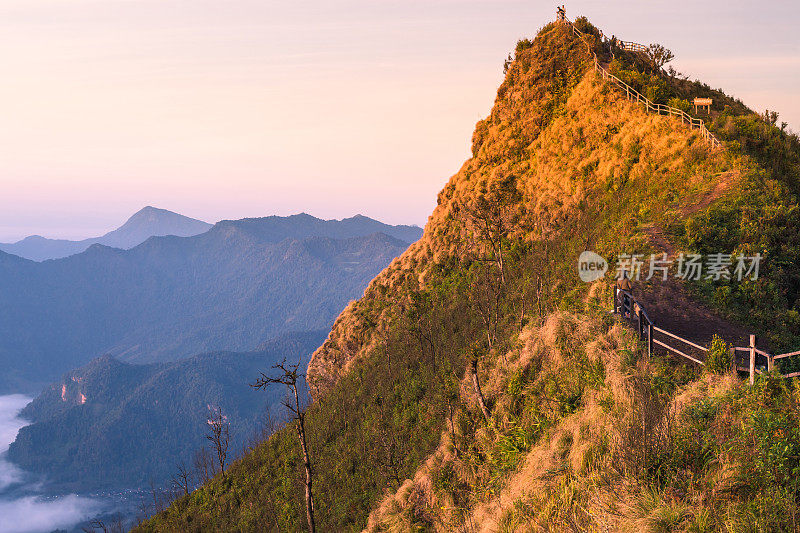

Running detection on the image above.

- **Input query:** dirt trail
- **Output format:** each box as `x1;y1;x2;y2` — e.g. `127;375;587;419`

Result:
683;170;738;216
636;279;755;348
630;169;768;363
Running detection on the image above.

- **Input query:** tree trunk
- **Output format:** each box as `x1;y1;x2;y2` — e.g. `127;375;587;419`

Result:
293;387;316;533
297;419;315;533
496;242;506;286
470;358;491;423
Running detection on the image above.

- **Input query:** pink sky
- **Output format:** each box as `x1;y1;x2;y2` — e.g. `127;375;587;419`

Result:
1;0;797;241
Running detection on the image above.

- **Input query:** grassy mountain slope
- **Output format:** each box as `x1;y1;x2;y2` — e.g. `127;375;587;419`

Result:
366;308;799;531
137;17;800;532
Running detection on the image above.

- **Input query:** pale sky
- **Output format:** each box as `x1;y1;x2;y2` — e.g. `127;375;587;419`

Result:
0;0;797;241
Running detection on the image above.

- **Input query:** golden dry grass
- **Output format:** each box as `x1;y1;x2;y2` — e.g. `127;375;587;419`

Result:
363;309;747;533
308;65;747;396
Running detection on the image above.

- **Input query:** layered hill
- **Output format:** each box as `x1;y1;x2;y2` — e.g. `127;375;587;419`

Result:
0;206;212;261
139;16;800;532
0;214;421;393
8;331;326;492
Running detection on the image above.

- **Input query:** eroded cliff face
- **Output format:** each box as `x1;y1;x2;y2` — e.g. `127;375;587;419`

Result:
306;22;734;395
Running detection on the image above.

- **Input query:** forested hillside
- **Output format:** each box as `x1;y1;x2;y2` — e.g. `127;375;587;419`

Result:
9;331;326;492
0;214;420;393
138;16;800;532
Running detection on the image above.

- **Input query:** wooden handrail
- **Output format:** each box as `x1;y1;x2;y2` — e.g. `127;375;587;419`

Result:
579;11;800;378
565;18;722;150
611;286;800;381
614;285;800;381
619;40;648;53
774;349;800;360
653;339;704;365
653;326;709;352
614;288;702;366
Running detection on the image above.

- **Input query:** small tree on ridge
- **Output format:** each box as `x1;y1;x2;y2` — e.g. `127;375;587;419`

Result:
252;358;316;533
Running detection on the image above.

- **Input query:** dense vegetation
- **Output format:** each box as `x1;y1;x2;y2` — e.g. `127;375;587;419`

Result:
0;214;420;393
596;17;800;353
8;331;326;492
137;17;800;532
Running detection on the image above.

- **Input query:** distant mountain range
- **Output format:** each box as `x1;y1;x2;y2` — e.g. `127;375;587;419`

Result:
0;213;422;393
8;331;327;492
0;206;213;261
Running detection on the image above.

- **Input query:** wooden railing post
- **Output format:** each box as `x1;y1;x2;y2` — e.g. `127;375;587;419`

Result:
635;304;642;338
647;322;653;359
768;353;775;374
749;334;757;385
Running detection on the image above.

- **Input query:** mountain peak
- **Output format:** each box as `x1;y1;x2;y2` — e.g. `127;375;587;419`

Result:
117;206;207;230
99;207;212;250
0;207;213;261
131;205;163;217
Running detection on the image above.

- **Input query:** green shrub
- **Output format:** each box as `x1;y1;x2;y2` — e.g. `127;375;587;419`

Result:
515;38;534;55
705;334;733;374
573;16;600;38
668;97;692;114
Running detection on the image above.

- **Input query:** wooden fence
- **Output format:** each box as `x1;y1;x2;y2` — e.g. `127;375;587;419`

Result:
619;40;648;54
564;19;722;150
614;287;800;385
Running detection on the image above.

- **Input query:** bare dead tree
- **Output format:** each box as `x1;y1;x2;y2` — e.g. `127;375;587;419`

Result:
252;358;316;533
407;292;441;373
135;500;150;528
468;342;491;423
85;514;125;533
171;461;193;496
375;398;404;488
206;406;231;479
461;177;521;287
446;397;464;457
148;478;170;514
463;196;512;285
471;260;505;350
193;447;214;484
109;514;125;533
377;422;403;488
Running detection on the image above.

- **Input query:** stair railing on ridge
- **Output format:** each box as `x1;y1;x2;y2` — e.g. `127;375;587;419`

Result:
561;18;722;150
558;16;796;383
619;40;648;53
613;287;800;385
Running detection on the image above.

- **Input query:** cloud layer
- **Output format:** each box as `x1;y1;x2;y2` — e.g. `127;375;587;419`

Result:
0;495;102;533
0;395;102;533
